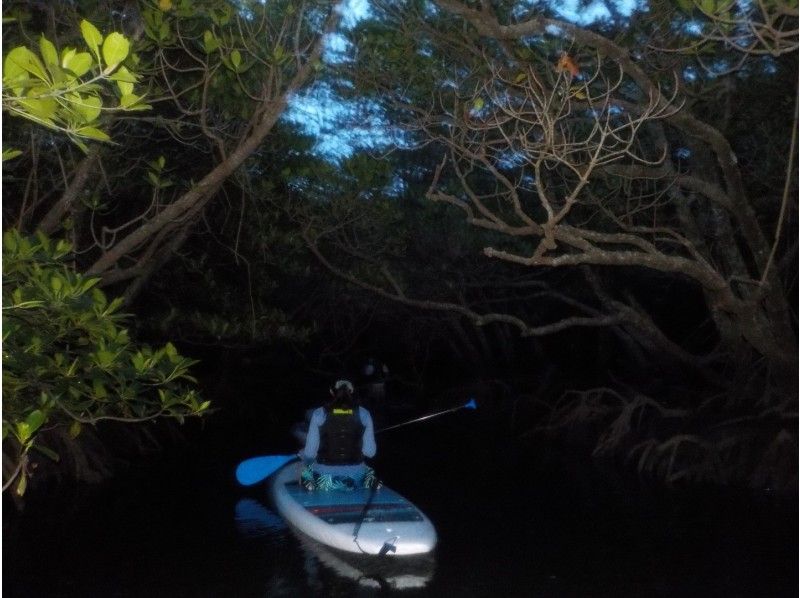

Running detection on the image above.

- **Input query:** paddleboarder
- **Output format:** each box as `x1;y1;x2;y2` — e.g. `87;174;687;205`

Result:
358;357;389;415
300;379;378;491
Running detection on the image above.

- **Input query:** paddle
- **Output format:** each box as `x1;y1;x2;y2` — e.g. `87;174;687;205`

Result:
235;397;478;486
235;454;298;486
377;397;477;433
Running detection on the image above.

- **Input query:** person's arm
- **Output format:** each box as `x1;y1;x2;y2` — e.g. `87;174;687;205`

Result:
302;408;324;461
359;407;376;458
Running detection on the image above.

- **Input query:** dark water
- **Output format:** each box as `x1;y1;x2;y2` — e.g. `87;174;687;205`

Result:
3;411;797;597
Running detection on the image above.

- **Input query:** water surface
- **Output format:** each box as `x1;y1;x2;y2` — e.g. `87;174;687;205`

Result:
3;414;796;597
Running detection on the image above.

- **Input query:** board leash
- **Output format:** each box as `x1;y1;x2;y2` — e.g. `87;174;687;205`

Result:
352;477;383;555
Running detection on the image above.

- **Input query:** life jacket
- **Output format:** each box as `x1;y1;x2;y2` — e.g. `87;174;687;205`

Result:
316;405;365;465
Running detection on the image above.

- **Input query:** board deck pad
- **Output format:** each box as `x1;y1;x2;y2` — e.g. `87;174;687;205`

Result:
284;481;424;524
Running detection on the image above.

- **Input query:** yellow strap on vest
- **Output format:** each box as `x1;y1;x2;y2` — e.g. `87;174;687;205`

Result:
332;408;353;415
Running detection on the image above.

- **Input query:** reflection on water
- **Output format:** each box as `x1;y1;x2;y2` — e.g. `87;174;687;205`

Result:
234;498;435;593
234;498;287;539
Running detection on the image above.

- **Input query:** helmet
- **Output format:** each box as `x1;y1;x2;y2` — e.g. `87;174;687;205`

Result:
333;379;354;393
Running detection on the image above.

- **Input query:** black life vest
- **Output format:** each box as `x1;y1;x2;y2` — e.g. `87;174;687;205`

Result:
316;406;365;465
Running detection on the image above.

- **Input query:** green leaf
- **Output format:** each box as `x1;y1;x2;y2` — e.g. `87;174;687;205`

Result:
76;126;111;142
91;287;108;309
203;30;219;54
25;410;46;434
69;420;82;438
80;20;104;59
677;0;694;12
96;350;114;367
164;342;178;361
16;421;32;443
18;95;58;121
39;35;59;67
102;32;130;71
63;51;93;77
4;46;49;82
3;48;25;80
110;65;137;83
473;97;484;110
72;94;102;122
4;230;19;251
4;77;33;99
16;473;27;497
159;21;171;41
106;297;124;314
132;352;146;372
61;47;76;66
72;137;90;154
123;102;151;112
92;378;108;398
230;49;241;69
119;93;143;108
111;66;136;95
2;148;23;161
80;277;99;292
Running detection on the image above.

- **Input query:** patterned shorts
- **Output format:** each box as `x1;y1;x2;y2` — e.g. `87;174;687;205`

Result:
301;465;379;491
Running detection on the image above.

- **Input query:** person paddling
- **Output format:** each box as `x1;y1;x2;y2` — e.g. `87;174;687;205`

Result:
300;379;378;491
358;357;389;415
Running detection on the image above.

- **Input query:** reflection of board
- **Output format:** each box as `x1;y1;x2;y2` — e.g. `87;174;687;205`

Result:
297;533;435;590
269;462;437;556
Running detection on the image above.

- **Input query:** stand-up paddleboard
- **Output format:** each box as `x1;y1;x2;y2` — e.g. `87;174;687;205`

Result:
269;461;437;556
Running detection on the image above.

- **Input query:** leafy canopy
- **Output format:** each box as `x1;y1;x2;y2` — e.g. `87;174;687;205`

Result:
2;19;148;153
2;229;209;496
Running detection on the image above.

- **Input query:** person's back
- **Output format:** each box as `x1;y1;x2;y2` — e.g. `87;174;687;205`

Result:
300;380;377;491
316;394;365;465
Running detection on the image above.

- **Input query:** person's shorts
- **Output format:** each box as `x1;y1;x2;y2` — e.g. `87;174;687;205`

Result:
301;464;379;491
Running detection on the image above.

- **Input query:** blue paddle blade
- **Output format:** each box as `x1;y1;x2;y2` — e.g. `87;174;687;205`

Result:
464;398;477;410
236;455;297;486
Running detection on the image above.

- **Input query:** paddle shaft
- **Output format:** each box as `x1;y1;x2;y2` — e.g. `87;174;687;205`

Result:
377;403;471;433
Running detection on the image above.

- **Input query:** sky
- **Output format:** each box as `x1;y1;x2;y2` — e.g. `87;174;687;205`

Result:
521;0;640;24
284;0;643;162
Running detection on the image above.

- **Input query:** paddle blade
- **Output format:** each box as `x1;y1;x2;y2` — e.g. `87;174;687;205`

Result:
236;455;297;486
464;398;477;410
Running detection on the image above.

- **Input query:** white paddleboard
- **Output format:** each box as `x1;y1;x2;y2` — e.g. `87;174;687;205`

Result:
269;461;437;556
